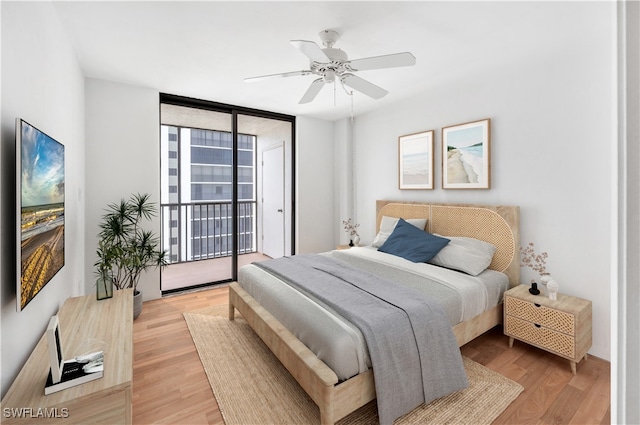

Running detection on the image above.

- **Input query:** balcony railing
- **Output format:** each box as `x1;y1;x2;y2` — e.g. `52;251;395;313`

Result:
160;200;257;264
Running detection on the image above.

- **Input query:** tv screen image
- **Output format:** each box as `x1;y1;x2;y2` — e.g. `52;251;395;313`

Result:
17;119;65;311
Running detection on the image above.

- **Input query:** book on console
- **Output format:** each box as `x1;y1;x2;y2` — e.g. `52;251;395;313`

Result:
44;360;103;395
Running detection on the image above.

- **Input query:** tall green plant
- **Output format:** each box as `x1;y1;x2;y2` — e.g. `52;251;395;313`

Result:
94;193;167;293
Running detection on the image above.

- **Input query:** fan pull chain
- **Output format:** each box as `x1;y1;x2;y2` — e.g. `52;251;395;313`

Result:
339;78;355;118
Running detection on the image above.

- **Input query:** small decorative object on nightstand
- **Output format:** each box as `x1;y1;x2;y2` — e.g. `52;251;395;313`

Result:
342;218;360;248
504;284;592;374
528;281;540;295
546;278;559;300
521;242;561;301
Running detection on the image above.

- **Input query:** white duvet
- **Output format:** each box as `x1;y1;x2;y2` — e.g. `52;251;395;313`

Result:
338;246;498;321
237;246;508;381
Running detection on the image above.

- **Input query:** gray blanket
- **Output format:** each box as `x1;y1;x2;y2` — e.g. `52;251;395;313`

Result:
254;254;468;425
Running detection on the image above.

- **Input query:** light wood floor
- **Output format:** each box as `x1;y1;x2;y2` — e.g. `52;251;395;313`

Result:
132;285;611;425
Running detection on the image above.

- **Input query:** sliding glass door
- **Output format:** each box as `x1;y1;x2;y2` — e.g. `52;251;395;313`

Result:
159;95;294;293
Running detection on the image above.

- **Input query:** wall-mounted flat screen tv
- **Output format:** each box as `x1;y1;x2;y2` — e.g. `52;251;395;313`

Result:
16;119;65;311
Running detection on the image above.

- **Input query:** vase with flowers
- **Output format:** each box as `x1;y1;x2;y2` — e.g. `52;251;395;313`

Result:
521;242;558;300
342;218;360;247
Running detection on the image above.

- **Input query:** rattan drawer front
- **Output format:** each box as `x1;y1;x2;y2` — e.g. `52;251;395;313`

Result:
505;316;575;358
505;296;575;335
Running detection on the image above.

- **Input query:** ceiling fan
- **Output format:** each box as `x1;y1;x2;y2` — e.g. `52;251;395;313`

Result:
244;30;416;104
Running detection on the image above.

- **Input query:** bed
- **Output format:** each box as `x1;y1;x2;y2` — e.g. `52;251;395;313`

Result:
229;201;520;424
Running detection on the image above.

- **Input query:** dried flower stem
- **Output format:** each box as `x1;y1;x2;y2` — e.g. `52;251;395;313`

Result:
520;242;548;275
342;218;360;237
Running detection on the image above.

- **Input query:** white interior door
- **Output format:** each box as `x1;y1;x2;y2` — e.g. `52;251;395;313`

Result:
262;145;285;258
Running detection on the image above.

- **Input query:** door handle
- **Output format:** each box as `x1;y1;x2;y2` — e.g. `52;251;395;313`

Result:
277;209;283;213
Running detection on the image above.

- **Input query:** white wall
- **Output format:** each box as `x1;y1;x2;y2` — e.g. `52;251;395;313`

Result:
348;4;614;361
614;1;640;422
296;116;335;253
333;118;355;245
84;79;161;301
0;2;85;396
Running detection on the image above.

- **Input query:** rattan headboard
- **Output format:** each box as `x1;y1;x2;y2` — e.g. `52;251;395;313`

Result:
376;200;520;285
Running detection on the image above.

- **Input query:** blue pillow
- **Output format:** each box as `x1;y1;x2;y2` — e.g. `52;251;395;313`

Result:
378;218;450;262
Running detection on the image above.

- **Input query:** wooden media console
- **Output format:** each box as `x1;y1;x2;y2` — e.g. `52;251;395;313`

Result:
1;289;133;424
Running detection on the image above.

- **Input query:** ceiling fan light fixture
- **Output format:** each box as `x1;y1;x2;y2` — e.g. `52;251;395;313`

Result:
323;70;336;83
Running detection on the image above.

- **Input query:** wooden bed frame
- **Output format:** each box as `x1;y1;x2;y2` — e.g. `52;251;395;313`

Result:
229;201;520;425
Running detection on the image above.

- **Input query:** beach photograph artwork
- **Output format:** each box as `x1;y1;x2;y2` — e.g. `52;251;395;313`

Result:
442;119;490;189
19;121;65;310
398;130;434;189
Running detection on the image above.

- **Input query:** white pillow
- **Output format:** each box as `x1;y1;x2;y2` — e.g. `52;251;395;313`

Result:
428;235;497;276
371;216;427;248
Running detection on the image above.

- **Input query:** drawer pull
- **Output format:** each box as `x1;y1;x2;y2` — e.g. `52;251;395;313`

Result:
534;303;541;307
535;323;542;328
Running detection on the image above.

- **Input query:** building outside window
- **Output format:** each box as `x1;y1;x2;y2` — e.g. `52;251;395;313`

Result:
160;125;256;263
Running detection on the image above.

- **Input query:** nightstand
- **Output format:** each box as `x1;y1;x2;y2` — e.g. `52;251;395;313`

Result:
503;284;592;374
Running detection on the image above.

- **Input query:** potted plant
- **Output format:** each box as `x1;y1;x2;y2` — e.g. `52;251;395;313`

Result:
94;193;167;319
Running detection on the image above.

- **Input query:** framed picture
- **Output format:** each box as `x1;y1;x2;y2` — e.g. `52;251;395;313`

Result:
442;118;491;189
398;130;434;190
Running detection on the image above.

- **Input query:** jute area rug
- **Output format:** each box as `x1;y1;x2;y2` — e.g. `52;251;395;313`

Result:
184;305;523;425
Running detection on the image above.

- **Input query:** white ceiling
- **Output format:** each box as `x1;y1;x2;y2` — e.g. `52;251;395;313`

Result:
52;1;604;121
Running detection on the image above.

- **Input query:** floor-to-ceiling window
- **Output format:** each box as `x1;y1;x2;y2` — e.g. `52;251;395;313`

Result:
159;94;295;293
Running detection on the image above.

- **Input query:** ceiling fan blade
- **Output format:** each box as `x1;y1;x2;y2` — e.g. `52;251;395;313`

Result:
290;40;330;63
341;74;388;99
244;70;311;83
299;78;325;104
347;52;416;71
